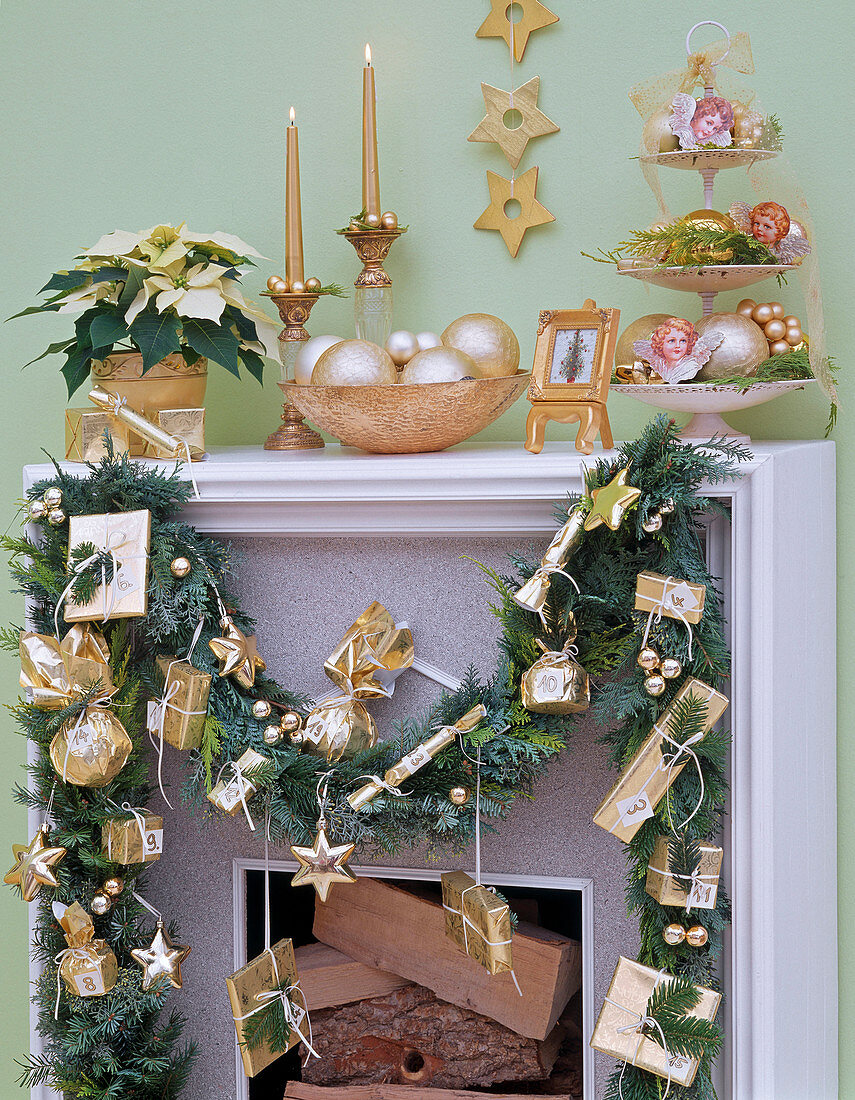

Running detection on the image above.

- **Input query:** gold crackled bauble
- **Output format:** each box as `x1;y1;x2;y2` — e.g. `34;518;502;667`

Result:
441;313;520;378
642;103;680;154
416;332;443;352
399;346;480;384
385;330;421;367
312;340;397;386
170;556;191;578
294;335;345;386
695;313;769;381
615;314;673;371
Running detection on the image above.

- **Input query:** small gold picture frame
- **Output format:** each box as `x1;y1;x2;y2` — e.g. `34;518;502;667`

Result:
525;299;619;454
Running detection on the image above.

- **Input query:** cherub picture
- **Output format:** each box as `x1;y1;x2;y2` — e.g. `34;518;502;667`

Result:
549;327;596;384
669;93;734;150
728;200;812;264
632;317;724;384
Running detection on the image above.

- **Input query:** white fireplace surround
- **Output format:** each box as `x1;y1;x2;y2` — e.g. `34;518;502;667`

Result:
24;439;838;1100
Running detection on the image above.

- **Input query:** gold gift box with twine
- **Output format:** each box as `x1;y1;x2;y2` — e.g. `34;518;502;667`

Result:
65;408;131;462
226;937;304;1077
441;869;514;976
101;810;163;864
63;508;151;623
151;655;211;750
645;835;723;910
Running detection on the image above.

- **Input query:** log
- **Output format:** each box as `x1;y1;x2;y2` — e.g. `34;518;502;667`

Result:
287;1084;574;1100
295;943;409;1010
312;877;581;1040
300;983;563;1090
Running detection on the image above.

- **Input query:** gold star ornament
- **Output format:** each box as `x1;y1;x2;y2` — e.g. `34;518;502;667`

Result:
290;825;356;903
474;166;555;258
476;0;559;62
209;615;267;689
131;920;191;990
4;827;67;902
468;76;559;168
583;467;642;532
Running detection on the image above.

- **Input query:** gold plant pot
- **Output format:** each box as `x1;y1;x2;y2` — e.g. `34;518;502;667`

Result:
281;372;530;454
90;351;208;454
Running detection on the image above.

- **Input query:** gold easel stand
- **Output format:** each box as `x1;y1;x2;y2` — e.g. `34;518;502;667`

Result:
263;291;324;450
525;401;614;456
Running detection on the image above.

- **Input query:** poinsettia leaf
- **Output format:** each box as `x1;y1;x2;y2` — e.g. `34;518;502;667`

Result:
23;340;76;369
117;264;145;308
73;309;97;350
181;317;240;376
89;309;130;352
38;271;89;295
90;266;128;285
7;303;62;320
238;347;265;385
180;346;202;368
128;308;182;373
224;304;257;342
61;345;94;397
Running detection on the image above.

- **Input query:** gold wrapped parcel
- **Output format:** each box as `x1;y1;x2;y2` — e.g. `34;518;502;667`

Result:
65;407;131;462
63;508;151;622
20;625;113;709
645;835;723;910
57;901;119;997
441;869;513;975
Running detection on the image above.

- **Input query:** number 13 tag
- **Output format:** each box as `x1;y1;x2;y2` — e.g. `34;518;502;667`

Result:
616;792;654;828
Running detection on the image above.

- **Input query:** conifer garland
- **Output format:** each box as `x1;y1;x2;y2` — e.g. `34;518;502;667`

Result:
4;416;746;1098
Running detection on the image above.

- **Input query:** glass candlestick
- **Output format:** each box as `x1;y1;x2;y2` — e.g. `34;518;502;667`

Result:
341;226;405;346
262;291;324;450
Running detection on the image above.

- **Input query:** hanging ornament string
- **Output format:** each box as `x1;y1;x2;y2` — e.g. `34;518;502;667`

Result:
44;782;57;829
508;11;516;199
132;890;162;921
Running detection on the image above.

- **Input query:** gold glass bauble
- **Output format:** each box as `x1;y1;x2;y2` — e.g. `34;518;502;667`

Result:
305;277;322;293
251;699;272;719
785;326;804;347
449;785;470;806
642;514;663;533
615;314;673;370
48;509;66;527
416;331;443;352
680;209;736;262
644;673;666;697
170;556;191;578
263;724;284;745
288;728;306;745
312;340;397;386
686;924;709;948
28;499;47;521
658;497;675;515
769;339;790;356
637;647;660;671
695;313;770;381
642;104;680;154
764;319;786;342
90;891;113;916
399;346;480;384
380;211;398;230
102;875;124;898
44;487;63;508
751;303;774;326
441;313;520;378
385;330;421;366
280;711;303;733
660;656;682;680
735;298;757;318
663;923;687;946
294;335;345;386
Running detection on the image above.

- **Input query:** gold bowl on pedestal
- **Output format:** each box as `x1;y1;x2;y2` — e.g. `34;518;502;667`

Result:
279;372;530;454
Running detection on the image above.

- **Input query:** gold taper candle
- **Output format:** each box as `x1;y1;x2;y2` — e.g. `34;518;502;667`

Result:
362;44;381;219
285;107;305;289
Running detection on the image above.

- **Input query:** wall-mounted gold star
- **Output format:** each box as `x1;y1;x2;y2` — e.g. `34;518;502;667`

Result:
131;920;191;990
583;467;642;532
290;825;356;903
468;77;559;169
476;0;559;62
474;166;555;258
4;827;67;902
209;616;267;689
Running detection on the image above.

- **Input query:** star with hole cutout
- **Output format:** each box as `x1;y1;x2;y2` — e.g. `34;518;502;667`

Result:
4;827;67;902
468;77;559;169
290;826;356;903
476;0;559;62
474;166;555;258
583;467;642;532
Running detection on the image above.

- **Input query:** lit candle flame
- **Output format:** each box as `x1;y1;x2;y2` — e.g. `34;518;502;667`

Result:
365;43;371;65
289;106;295;125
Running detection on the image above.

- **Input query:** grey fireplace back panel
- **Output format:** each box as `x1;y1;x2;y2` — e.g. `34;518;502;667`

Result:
145;535;639;1099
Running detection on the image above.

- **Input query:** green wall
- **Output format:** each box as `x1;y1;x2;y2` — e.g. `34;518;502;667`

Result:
0;0;849;1092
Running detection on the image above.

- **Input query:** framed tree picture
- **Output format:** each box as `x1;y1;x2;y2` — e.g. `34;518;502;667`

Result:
525;299;619;454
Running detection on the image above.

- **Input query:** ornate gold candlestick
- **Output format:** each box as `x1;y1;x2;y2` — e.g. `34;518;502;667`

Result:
263;291;324;450
342;226;406;347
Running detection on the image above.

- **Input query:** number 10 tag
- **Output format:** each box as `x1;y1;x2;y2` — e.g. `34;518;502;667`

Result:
616;792;654;829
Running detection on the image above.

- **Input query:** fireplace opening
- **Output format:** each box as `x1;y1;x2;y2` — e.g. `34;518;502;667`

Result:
243;869;587;1100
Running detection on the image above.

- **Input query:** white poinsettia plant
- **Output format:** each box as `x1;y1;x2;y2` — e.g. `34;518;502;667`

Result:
15;223;281;396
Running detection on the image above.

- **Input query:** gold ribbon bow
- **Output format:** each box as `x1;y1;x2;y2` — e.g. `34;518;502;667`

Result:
19;625;113;710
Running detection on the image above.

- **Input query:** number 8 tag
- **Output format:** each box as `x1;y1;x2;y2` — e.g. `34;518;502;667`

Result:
73;966;105;996
616;792;654;829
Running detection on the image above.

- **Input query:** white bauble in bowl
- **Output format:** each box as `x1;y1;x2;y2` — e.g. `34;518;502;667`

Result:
312;340;397;386
399;346;481;384
294;335;345;385
441;313;520;377
415;331;443;352
385;330;421;366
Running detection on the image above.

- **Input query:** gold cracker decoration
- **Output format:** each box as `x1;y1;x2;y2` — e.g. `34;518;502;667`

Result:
468;76;559;168
474;166;555;257
476;0;559;61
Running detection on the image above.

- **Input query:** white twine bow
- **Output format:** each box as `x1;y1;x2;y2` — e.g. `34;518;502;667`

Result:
528;564;581;627
215;758;257;831
606;977;674;1100
352;772;412;800
640;575;696;661
106;803;156;860
60;695;114;782
54;946;97;1019
658;711;709;831
647;859;718;913
147;619;206;808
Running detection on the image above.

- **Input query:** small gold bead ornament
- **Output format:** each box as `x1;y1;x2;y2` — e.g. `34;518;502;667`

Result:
305;277;322;292
686;924;709;948
170;556;192;578
102;876;125;898
28;499;47;521
43;487;63;508
644;673;667;697
48;509;66;527
251;700;272;720
659;656;682;680
642;513;663;533
90;891;113;916
662;923;687;946
263;724;284;745
280;711;303;733
449;786;470;806
637;647;660;671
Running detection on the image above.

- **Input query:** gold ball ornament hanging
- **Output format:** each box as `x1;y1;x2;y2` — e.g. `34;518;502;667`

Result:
385;330;421;367
365;212;382;229
644;673;667;697
764;319;787;342
90;891;113;916
637;647;660;671
48;509;66;527
3;827;67;902
251;699;272;720
441;313;520;378
102;875;124;898
449;786;470;806
280;711;303;734
263;724;284;745
659;656;682;680
305;277;322;293
399;346;480;384
28;499;47;521
381;211;399;230
695;313;769;381
735;298;757;319
658;497;675;514
312;340;397;386
131;919;191;990
751;303;774;326
663;923;687;946
642;513;663;534
44;487;63;508
170;556;192;578
686;924;709;948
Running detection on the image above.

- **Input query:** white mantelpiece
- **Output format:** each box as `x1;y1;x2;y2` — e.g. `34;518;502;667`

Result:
24;441;838;1100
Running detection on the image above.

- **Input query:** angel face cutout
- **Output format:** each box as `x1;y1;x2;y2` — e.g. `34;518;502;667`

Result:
669;93;734;150
632;317;724;384
728;200;812;265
